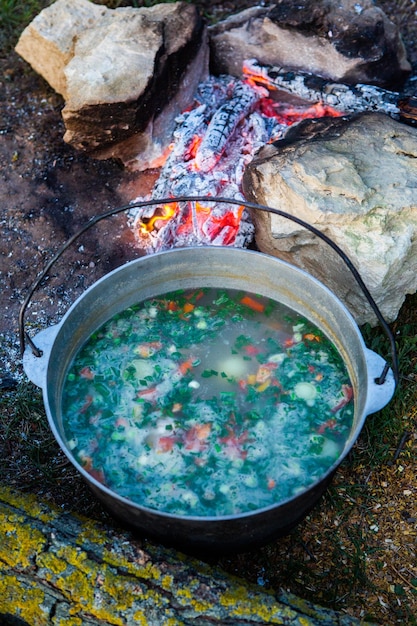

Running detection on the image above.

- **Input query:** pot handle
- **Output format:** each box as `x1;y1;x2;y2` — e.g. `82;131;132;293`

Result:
19;195;399;390
363;348;396;415
22;323;62;389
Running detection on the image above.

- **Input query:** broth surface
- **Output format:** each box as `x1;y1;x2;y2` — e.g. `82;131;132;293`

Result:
62;288;354;516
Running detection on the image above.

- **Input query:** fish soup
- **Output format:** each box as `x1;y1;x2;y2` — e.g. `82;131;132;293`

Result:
62;288;354;517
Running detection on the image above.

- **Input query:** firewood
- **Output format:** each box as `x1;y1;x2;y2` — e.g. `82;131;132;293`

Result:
0;485;372;625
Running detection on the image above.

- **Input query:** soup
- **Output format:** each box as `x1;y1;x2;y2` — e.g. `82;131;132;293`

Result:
62;288;354;517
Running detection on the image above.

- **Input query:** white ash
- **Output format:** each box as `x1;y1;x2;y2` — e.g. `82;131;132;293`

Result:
243;59;401;118
129;74;285;252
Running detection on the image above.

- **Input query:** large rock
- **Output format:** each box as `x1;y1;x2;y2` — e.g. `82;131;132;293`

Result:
15;0;108;99
209;0;411;89
242;112;417;326
15;0;208;170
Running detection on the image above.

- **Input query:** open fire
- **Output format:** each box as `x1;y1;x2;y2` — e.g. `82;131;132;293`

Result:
129;59;400;252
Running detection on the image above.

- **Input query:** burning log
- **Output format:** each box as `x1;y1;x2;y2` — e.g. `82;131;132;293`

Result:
195;81;261;172
129;69;341;253
243;59;401;118
129;75;277;251
208;1;411;90
0;485;371;625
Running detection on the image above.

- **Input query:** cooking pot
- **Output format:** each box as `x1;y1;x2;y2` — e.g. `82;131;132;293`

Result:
21;207;397;551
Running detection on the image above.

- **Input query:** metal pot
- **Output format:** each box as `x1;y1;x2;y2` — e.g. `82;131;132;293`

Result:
22;246;396;552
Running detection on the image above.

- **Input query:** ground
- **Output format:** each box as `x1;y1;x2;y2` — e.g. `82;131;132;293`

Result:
0;1;416;625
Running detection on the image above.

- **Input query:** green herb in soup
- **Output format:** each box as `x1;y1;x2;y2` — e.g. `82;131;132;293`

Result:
62;288;354;517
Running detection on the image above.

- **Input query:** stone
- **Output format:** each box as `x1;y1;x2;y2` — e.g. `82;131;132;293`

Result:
209;0;411;90
242;112;417;326
15;0;208;170
15;0;107;99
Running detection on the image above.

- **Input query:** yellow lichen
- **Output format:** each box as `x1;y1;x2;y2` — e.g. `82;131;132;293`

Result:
54;617;83;626
219;584;249;607
219;586;297;623
0;485;58;523
1;513;47;568
60;567;95;602
36;551;68;575
0;574;48;625
161;574;174;591
131;610;149;625
175;587;212;613
73;515;111;546
102;547;161;581
163;618;184;626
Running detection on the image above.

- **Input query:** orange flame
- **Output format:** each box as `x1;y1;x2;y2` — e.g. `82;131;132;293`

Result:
261;99;343;126
186;134;203;161
139;203;177;234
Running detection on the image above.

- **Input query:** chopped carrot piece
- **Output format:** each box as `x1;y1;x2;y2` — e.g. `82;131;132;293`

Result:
240;295;265;313
158;436;177;452
185;289;204;301
178;358;194;375
267;478;276;490
183;302;195;313
89;468;106;483
304;333;320;342
80;395;93;413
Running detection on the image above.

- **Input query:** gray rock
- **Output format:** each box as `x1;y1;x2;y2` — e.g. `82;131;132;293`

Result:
242;112;417;325
15;0;208;170
209;0;411;89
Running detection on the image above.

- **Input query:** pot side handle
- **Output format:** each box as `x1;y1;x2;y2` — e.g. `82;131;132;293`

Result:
363;348;396;416
22;323;62;390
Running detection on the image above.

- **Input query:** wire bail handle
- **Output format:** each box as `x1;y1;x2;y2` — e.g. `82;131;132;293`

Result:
18;195;399;387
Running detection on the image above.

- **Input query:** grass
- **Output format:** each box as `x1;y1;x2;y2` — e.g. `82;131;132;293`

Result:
0;0;53;53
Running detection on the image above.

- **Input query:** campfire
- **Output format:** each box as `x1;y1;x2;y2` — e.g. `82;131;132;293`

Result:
128;63;341;251
13;0;417;326
128;58;402;252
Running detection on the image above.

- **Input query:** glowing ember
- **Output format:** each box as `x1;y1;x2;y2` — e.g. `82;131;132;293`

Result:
129;60;346;252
